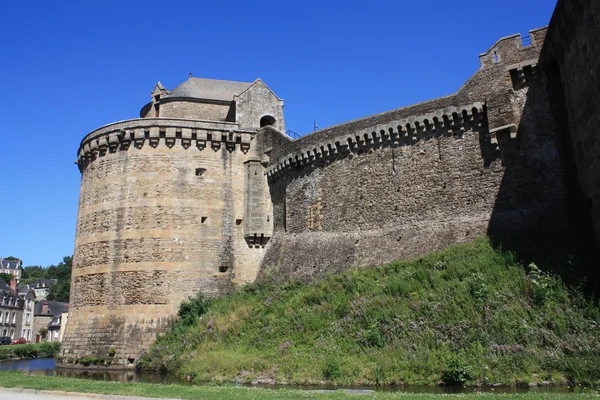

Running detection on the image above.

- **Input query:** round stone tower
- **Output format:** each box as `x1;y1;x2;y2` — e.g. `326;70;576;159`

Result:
60;77;285;367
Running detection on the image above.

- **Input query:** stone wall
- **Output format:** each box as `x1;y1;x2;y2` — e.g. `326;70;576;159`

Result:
235;80;285;132
63;2;600;366
62;119;271;366
159;100;231;121
539;0;600;245
259;26;576;282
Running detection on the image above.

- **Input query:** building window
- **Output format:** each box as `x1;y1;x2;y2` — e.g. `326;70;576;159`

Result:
26;313;30;325
11;312;15;324
260;115;276;127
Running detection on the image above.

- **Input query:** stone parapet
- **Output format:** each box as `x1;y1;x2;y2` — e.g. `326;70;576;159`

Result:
77;118;256;172
267;102;484;179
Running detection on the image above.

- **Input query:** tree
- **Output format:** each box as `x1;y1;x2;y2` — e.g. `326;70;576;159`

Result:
21;265;45;282
46;256;72;302
38;326;48;340
0;273;12;284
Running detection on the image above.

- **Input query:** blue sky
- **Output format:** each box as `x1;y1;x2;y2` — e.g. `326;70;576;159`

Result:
0;0;556;267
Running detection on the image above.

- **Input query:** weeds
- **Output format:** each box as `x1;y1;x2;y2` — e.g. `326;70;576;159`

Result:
138;237;600;386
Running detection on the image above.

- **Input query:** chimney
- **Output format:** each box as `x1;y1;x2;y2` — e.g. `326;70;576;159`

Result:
10;278;17;292
42;301;48;314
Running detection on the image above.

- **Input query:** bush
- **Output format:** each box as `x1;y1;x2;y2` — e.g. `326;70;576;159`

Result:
441;351;473;386
178;293;211;325
365;328;385;348
39;342;60;358
323;358;342;380
13;344;37;359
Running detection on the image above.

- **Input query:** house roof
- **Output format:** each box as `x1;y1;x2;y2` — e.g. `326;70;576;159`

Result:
1;259;22;270
17;285;31;295
34;301;69;316
0;280;12;292
166;77;252;102
28;279;57;289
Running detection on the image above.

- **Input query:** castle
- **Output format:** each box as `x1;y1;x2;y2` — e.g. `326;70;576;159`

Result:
60;0;599;367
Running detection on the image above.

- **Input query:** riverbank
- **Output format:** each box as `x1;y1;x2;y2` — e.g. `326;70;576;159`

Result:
138;238;600;386
1;372;599;399
0;342;60;361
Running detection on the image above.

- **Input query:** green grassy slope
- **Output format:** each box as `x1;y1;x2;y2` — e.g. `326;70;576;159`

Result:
138;238;600;386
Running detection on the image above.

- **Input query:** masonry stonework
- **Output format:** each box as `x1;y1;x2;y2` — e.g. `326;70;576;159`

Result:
62;1;599;368
61;79;282;366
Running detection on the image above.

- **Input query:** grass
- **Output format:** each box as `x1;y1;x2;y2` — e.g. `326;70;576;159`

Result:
1;372;599;400
136;237;600;387
0;342;60;361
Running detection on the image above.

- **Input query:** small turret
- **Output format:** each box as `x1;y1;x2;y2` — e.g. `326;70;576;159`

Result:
150;82;169;117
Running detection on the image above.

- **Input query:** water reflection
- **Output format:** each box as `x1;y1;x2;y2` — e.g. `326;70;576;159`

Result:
0;358;587;394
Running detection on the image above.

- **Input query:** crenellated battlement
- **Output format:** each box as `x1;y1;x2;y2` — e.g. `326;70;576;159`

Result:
77;118;257;172
267;102;485;179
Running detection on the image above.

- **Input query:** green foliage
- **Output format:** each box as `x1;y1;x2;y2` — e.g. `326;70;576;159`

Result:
441;350;473;386
21;256;72;301
178;293;212;325
0;342;60;361
5;372;600;400
77;356;109;366
322;358;342;380
39;342;60;358
38;327;48;339
139;237;600;386
0;273;13;283
46;256;72;302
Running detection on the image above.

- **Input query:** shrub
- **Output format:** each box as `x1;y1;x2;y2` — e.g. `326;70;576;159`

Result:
365;328;385;348
13;344;37;359
178;293;211;325
323;358;342;380
39;342;60;358
441;351;473;386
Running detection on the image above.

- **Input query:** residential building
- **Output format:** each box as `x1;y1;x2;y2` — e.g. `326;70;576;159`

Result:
26;279;57;301
33;300;69;342
0;258;23;281
0;279;35;340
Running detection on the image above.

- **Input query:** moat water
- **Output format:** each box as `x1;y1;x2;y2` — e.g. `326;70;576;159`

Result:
0;358;589;394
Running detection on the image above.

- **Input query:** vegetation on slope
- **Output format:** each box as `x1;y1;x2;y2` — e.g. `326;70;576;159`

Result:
0;342;60;361
138;238;600;386
22;256;72;302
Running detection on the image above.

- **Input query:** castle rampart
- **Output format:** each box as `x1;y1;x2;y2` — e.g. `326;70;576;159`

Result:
62;1;600;367
266;102;485;179
538;0;600;245
257;24;574;282
62;79;280;367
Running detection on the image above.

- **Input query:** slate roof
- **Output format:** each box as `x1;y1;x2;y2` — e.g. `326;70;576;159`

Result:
166;78;252;102
29;279;57;289
1;259;22;270
17;285;29;295
34;301;69;316
0;280;11;292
